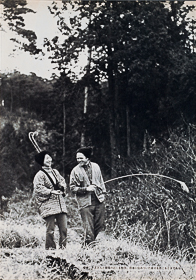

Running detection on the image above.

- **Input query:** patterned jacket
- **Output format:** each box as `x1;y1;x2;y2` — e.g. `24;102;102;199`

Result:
33;169;67;218
70;162;106;209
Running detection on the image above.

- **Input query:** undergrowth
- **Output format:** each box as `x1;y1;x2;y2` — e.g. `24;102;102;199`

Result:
105;127;196;260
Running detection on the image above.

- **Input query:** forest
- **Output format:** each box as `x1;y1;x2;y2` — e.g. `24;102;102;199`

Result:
0;1;196;279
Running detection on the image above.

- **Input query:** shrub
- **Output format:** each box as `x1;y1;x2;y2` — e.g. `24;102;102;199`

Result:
105;126;195;259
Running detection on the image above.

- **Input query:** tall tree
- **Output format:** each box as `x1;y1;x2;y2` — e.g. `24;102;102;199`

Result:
44;1;195;173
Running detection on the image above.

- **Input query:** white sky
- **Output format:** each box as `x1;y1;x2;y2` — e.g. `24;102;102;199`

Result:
0;0;87;80
1;1;59;79
0;1;196;80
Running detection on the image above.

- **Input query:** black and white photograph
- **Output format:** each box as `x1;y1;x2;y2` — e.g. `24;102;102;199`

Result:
0;0;196;279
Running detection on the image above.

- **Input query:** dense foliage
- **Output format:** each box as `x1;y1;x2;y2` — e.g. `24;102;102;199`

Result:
41;1;196;176
0;72;53;117
0;121;33;201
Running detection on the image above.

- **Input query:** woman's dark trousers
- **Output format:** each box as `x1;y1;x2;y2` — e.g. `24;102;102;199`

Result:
44;213;67;249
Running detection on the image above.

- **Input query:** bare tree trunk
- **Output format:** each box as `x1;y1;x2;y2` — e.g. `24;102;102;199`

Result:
10;88;13;113
192;19;195;53
0;195;2;211
80;42;92;147
108;63;119;177
126;104;131;157
107;6;119;177
81;86;88;147
114;74;120;149
62;95;66;177
109;114;118;177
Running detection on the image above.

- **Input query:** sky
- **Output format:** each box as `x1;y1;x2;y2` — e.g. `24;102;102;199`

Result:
0;1;196;80
0;0;87;80
1;1;59;79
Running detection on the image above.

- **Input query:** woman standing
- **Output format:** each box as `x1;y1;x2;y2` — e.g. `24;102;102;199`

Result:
33;150;67;250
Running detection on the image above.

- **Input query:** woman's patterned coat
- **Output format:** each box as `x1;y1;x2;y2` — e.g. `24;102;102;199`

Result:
33;169;67;218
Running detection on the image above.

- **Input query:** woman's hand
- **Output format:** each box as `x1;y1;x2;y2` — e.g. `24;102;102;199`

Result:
86;185;96;192
51;190;63;195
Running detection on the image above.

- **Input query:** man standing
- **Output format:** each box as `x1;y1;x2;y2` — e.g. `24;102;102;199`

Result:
70;147;106;245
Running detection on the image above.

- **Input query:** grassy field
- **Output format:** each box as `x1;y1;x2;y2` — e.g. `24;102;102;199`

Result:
1;241;195;280
0;192;195;280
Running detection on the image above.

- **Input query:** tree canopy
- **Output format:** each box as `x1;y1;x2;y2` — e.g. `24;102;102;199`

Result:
42;1;196;173
1;1;196;174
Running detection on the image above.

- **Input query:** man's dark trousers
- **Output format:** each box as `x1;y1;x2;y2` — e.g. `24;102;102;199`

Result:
80;202;105;245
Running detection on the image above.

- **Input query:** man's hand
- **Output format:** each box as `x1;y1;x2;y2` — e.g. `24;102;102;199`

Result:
86;185;96;192
98;193;105;203
51;190;63;195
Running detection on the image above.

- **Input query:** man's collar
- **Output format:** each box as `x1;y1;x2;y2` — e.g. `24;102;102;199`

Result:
82;159;91;168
